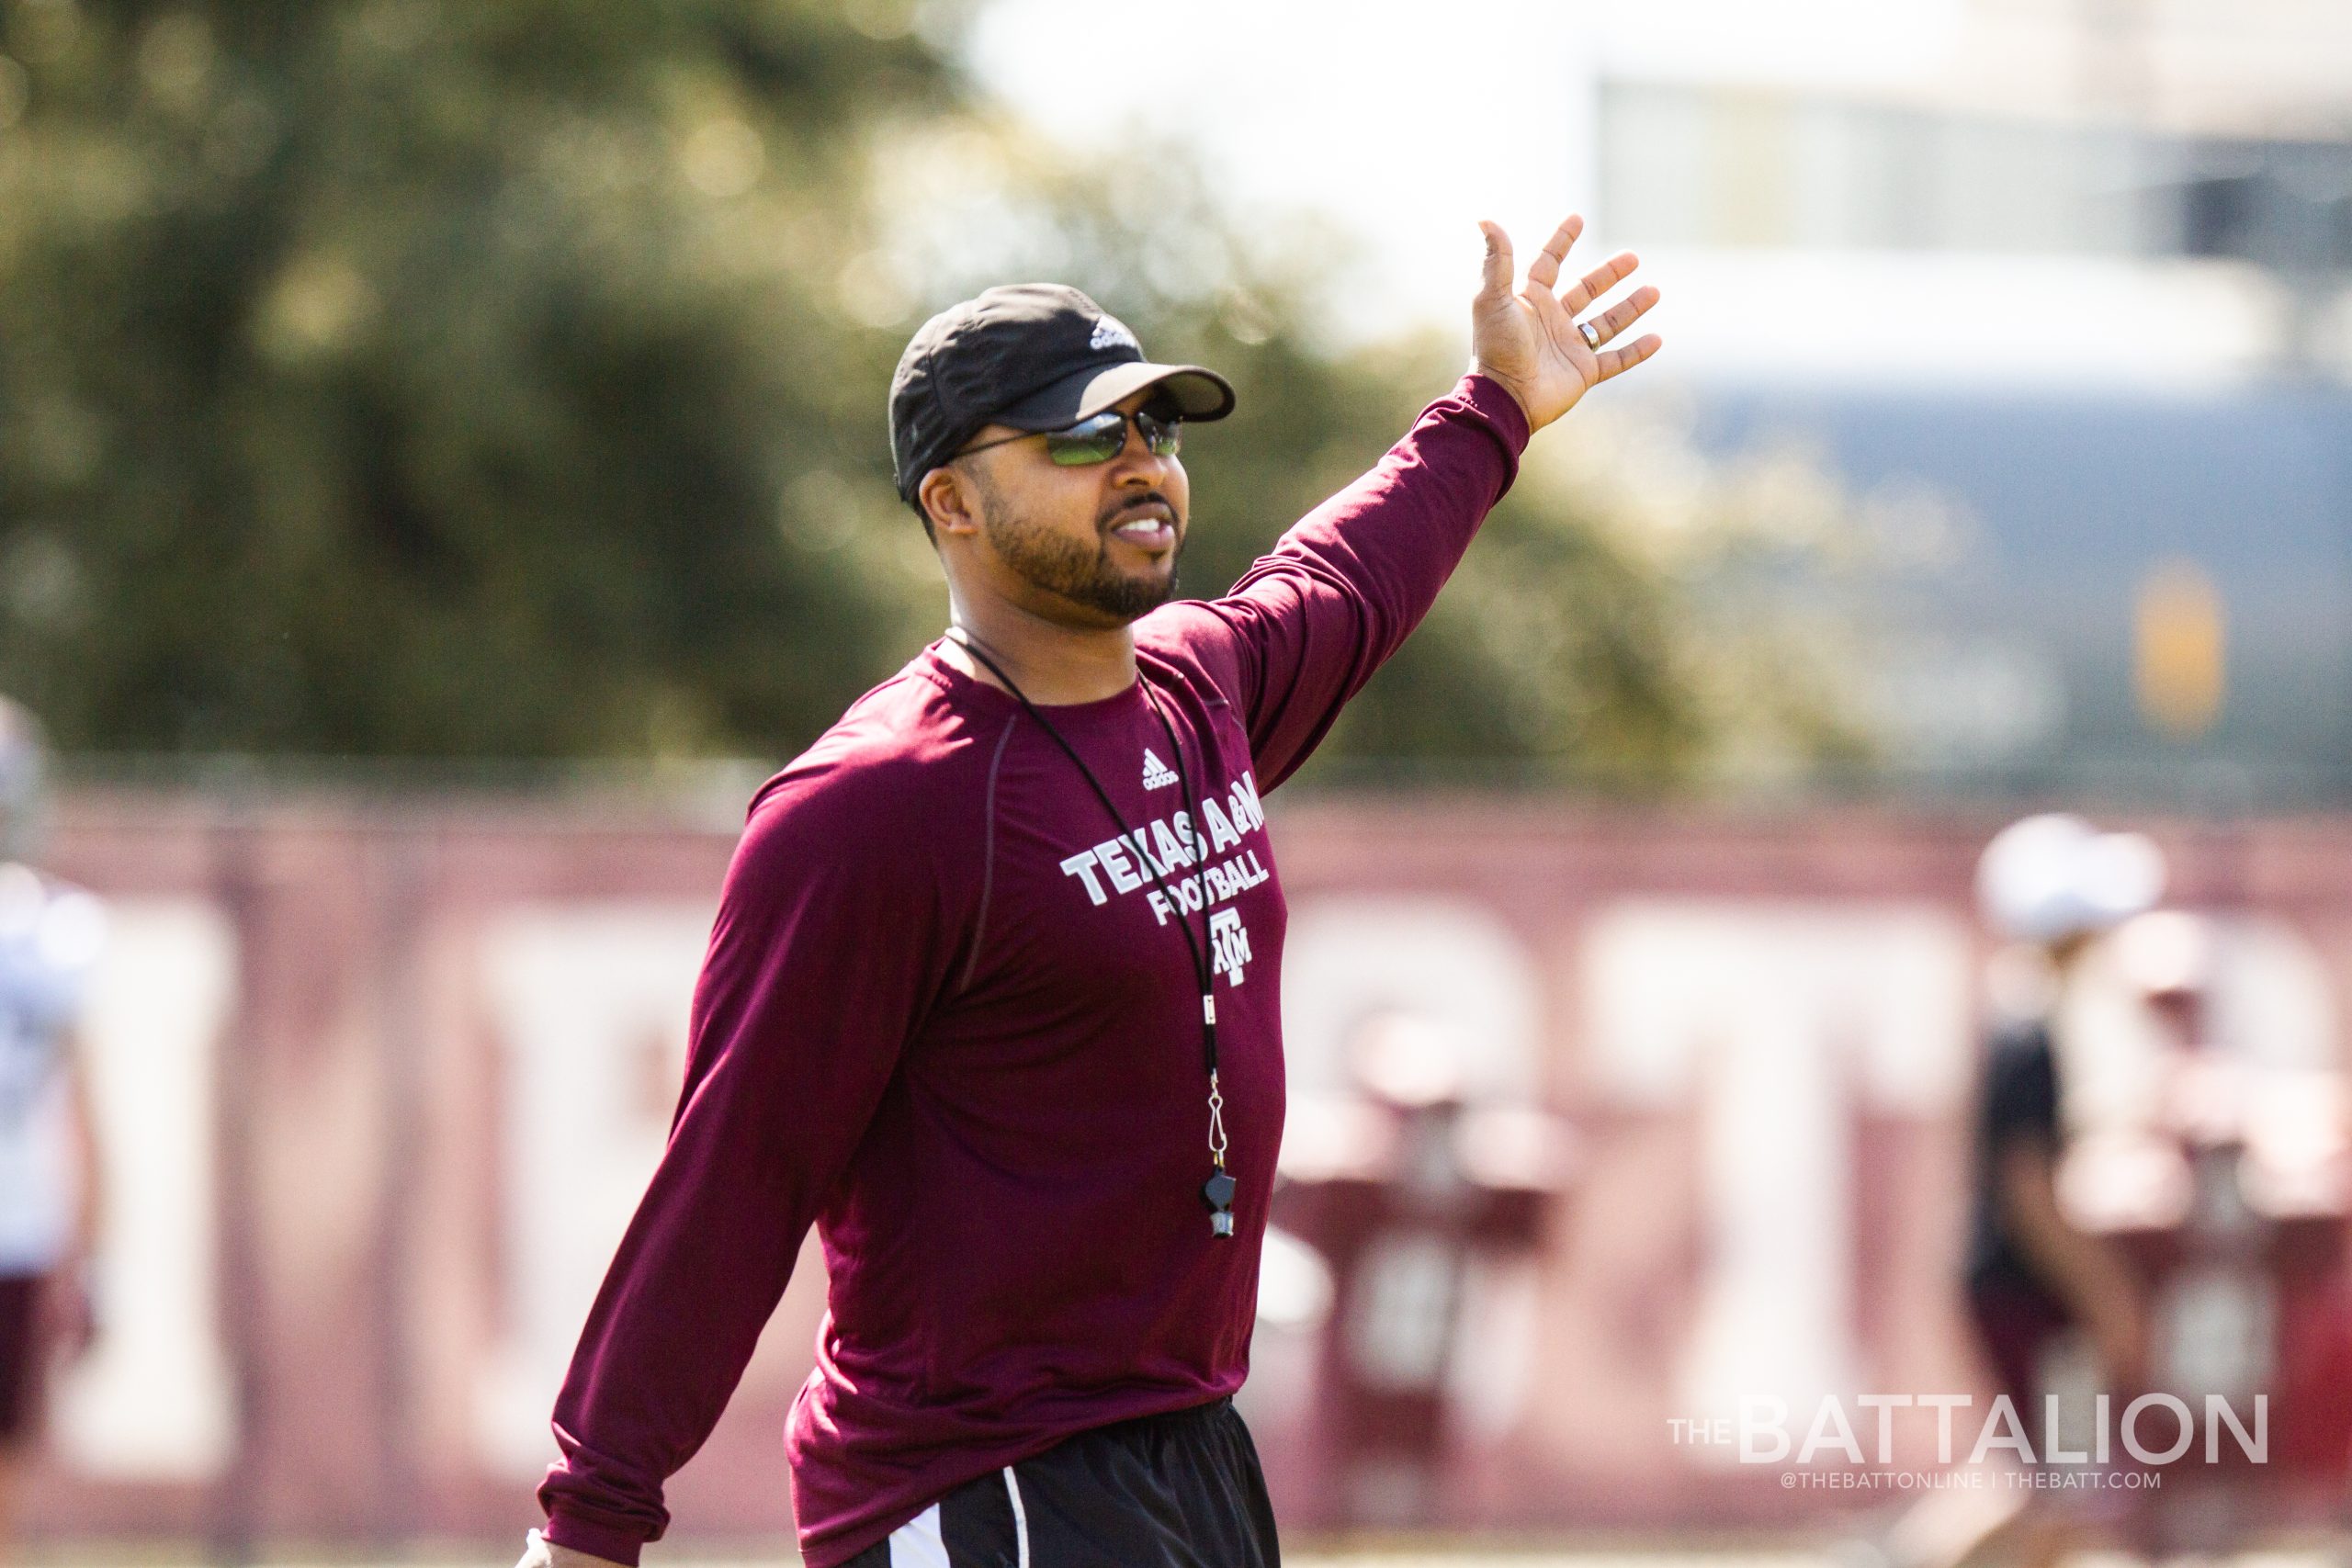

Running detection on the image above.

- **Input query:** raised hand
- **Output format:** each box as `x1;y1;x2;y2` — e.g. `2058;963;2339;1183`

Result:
1470;214;1661;432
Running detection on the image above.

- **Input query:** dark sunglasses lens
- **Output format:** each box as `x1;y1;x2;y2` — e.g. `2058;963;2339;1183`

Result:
1039;409;1185;465
1044;412;1127;466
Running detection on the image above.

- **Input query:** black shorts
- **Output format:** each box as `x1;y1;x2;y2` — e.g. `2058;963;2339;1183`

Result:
845;1395;1280;1567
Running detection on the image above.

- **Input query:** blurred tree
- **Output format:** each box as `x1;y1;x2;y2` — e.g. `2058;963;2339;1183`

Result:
0;0;964;756
0;0;1870;786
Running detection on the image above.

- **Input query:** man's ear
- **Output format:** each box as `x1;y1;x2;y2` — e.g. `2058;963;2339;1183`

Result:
919;465;983;540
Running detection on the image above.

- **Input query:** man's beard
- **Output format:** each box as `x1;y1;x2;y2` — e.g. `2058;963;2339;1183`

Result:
978;489;1183;622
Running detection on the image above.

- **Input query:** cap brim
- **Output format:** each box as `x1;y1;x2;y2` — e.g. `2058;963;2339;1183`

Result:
994;361;1236;431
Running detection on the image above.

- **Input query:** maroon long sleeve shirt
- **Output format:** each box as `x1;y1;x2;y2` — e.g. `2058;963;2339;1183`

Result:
538;374;1529;1568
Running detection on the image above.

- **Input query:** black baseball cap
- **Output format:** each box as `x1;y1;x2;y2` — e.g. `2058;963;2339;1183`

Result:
890;284;1236;503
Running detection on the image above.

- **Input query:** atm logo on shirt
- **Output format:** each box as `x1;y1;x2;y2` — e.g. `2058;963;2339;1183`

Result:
1208;908;1251;985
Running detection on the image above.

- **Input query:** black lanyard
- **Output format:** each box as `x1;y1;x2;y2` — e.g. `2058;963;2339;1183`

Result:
944;627;1238;1239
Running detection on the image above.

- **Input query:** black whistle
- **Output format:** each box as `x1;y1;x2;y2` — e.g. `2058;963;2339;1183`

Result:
1202;1169;1238;1238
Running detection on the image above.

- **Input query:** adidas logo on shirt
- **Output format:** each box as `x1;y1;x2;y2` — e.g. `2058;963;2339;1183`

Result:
1141;748;1179;791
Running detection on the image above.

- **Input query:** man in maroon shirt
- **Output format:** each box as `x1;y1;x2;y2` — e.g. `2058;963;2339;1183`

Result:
525;215;1659;1568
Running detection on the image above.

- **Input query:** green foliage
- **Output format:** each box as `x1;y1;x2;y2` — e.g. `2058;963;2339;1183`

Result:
0;0;1868;787
0;0;958;755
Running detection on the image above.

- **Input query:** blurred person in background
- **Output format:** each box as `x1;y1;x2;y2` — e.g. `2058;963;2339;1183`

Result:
1892;815;2163;1568
0;699;104;1548
1272;1009;1571;1528
2104;911;2352;1549
522;217;1658;1568
1968;813;2164;1429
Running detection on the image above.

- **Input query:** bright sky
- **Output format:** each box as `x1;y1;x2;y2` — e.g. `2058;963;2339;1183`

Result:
963;0;2301;388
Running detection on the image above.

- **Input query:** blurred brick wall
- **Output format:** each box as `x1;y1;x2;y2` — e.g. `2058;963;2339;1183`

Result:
21;790;2352;1549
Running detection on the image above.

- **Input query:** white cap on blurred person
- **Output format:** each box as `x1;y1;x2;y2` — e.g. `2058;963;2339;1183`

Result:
1976;813;2165;944
1348;1011;1465;1109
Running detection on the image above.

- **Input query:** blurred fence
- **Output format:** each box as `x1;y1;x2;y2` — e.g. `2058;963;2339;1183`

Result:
20;786;2352;1550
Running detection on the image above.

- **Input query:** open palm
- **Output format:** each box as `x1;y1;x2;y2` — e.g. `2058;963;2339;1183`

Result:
1470;214;1661;432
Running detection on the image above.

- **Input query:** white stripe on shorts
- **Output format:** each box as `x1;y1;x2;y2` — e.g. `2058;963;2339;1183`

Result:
1003;1464;1031;1567
887;1501;949;1568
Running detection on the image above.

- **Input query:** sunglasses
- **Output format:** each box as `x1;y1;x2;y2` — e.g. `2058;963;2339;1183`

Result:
956;406;1183;468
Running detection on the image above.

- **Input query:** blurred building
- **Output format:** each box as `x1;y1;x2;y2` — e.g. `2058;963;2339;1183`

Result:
1595;0;2352;804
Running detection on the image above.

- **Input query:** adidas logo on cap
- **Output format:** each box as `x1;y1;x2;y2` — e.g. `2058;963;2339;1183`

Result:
1142;748;1178;790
